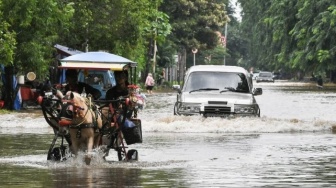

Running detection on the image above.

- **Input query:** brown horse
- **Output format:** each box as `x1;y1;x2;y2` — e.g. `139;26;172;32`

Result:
58;92;102;165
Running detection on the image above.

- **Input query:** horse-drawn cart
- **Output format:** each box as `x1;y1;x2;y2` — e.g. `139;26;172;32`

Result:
39;52;143;164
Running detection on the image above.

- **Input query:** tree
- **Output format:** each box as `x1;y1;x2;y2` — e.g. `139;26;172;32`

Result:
0;0;74;109
56;0;168;74
159;0;229;83
239;0;336;81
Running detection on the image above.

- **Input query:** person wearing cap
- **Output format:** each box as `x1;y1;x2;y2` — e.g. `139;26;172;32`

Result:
64;69;102;99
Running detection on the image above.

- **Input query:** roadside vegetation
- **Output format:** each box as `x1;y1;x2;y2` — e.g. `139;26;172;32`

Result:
238;0;336;81
1;0;336;109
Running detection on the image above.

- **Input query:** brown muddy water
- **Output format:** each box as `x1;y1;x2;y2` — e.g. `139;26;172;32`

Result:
1;81;336;187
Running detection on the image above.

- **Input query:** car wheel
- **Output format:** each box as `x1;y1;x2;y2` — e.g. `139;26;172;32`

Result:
173;102;181;115
257;109;261;117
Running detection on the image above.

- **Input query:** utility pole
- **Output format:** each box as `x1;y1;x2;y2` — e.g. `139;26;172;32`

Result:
192;48;198;66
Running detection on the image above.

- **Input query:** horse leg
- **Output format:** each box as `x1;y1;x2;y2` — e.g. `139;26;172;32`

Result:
69;129;79;158
85;133;94;165
93;132;101;149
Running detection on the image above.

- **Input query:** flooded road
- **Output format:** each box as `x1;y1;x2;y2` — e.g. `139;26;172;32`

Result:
1;81;336;187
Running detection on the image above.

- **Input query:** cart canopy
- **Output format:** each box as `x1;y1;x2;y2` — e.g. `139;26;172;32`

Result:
59;51;137;70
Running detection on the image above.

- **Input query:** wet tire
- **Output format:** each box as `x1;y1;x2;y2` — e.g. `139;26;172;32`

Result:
127;149;138;161
173;102;181;115
117;148;124;161
48;146;67;161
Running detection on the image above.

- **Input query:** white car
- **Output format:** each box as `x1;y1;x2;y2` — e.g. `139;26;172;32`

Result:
256;71;274;83
174;65;262;117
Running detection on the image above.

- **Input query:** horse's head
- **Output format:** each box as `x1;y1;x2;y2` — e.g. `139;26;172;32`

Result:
69;92;89;119
58;92;102;129
58;92;88;126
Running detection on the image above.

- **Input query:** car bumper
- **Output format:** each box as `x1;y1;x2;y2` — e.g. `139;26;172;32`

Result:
177;110;259;118
256;79;274;82
202;112;259;118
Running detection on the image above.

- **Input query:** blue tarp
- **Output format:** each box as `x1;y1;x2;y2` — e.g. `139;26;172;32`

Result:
13;77;21;110
0;64;21;110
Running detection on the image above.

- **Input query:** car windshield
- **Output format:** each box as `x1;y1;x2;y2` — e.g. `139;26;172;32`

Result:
259;72;272;77
184;72;250;93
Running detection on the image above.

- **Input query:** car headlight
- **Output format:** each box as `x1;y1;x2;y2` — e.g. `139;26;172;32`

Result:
234;105;256;114
180;103;201;113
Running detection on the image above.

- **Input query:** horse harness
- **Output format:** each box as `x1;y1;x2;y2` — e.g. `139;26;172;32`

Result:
66;99;101;139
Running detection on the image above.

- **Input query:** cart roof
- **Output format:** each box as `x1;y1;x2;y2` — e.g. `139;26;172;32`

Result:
59;51;136;70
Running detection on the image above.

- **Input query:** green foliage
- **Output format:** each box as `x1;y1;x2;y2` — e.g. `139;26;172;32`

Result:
0;109;12;114
0;0;234;81
239;0;336;77
1;0;74;78
0;21;16;65
161;0;228;51
55;0;167;71
143;9;172;44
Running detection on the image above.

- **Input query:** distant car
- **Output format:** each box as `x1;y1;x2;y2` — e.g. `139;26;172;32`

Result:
256;71;274;83
173;65;263;117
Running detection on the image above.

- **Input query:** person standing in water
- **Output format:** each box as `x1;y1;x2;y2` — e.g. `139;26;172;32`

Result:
145;73;155;94
317;75;323;89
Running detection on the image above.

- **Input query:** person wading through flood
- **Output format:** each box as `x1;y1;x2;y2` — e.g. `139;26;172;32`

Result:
316;75;323;89
145;73;155;94
64;69;102;99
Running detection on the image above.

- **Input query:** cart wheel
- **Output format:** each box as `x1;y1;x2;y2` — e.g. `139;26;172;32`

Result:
127;149;138;161
48;146;68;161
117;148;124;161
48;147;62;161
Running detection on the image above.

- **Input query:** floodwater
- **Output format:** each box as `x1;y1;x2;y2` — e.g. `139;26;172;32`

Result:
1;80;336;188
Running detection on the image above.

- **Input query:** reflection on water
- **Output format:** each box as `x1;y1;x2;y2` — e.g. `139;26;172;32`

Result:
0;165;52;188
0;82;336;187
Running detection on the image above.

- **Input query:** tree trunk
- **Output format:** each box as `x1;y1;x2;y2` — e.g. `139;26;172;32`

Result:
330;70;336;83
177;47;187;85
3;66;16;110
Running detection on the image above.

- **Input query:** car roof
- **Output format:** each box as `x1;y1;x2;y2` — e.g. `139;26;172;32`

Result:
259;71;272;73
187;65;248;74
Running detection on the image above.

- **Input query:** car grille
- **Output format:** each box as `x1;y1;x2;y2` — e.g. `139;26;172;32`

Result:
203;106;231;116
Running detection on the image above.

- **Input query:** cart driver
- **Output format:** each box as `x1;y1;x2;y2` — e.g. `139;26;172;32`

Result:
64;69;102;99
105;72;129;100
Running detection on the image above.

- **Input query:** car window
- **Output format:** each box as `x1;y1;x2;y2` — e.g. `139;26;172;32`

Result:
259;72;272;77
184;72;250;93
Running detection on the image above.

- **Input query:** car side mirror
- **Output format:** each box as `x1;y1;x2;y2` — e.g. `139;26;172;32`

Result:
172;85;181;93
253;88;262;95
